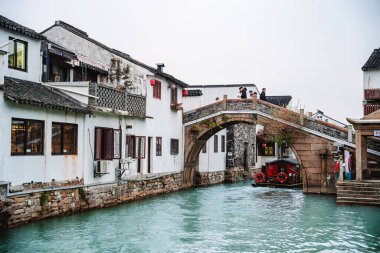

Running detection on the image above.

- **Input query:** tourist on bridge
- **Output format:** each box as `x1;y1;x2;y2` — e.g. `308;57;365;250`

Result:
239;87;247;99
260;88;266;101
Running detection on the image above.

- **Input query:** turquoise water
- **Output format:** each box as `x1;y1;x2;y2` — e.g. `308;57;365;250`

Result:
1;181;379;253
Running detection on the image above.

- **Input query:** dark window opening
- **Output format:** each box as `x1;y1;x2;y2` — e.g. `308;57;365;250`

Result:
170;139;179;155
257;141;275;156
221;135;226;152
156;137;162;156
8;37;27;71
214;135;218;153
94;127;114;160
11;118;44;155
52;122;77;155
153;80;161;99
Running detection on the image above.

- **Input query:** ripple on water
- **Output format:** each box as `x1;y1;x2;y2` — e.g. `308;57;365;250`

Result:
1;182;380;253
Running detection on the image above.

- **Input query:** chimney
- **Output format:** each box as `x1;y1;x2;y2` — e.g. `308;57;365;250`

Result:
156;63;165;72
0;50;6;85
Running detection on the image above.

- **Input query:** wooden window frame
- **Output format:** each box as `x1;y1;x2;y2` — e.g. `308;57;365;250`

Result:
170;138;179;155
11;118;44;156
51;122;78;155
170;86;178;105
94;127;114;161
126;134;135;158
258;141;276;156
8;37;28;72
135;136;146;159
153;80;161;99
156;137;162;156
113;129;122;159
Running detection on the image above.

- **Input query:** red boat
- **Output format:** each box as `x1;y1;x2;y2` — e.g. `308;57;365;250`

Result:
252;158;302;188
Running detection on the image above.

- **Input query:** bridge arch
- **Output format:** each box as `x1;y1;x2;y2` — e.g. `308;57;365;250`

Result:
182;98;358;193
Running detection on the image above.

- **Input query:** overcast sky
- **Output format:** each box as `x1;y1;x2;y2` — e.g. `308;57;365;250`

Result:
2;0;380;123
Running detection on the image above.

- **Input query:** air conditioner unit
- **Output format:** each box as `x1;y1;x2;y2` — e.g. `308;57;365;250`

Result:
94;160;111;174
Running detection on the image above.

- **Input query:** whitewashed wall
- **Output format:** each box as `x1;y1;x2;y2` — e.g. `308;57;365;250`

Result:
363;70;380;89
198;129;227;173
0;95;85;186
42;26;148;95
0;27;42;83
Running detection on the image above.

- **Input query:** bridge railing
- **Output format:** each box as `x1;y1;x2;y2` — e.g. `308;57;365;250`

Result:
183;97;351;143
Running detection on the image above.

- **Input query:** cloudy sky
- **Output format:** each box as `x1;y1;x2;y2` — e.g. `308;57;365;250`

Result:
2;0;380;123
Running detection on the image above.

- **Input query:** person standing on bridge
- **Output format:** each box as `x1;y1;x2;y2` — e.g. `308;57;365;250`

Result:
241;87;247;99
260;88;266;101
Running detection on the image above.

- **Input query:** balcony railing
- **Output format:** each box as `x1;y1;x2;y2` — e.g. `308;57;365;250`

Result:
364;104;380;115
364;89;380;100
89;83;146;117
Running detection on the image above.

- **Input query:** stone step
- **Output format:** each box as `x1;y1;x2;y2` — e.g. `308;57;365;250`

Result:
337;182;380;187
337;193;380;199
337;196;380;202
336;186;380;192
337;189;380;194
337;200;380;206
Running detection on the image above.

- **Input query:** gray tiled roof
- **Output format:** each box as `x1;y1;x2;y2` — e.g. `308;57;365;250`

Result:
42;21;188;87
0;15;45;40
362;48;380;71
266;96;292;107
3;77;89;114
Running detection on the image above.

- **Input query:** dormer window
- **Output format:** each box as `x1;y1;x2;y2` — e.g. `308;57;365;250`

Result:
8;37;27;71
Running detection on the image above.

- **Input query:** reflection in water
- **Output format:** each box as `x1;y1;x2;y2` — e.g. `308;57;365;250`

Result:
1;181;379;253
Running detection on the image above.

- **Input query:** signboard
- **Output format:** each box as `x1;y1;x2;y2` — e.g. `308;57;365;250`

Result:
374;130;380;137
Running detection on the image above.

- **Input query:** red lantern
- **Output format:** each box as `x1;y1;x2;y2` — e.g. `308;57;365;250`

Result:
150;79;156;86
262;143;267;148
182;89;188;96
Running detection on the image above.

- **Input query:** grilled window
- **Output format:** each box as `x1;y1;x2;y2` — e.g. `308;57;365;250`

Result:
156;137;162;156
153;80;161;99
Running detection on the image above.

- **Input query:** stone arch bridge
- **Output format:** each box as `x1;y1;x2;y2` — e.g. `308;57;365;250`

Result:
183;97;380;194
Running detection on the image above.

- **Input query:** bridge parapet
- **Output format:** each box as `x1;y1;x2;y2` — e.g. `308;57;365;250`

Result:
184;98;350;144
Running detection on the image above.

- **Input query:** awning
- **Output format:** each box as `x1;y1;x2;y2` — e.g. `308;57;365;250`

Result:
76;54;109;74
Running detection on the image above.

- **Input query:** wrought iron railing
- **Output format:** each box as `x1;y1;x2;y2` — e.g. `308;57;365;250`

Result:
364;104;380;115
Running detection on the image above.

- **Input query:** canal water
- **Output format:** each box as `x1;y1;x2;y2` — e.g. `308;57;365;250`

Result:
1;181;379;253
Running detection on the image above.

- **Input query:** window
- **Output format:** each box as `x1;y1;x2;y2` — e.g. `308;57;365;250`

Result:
170;86;177;105
258;141;275;156
8;37;27;71
52;123;77;155
153;80;161;99
126;135;135;158
221;135;226;152
11;118;44;155
170;139;179;155
202;143;207;153
135;136;146;159
94;127;114;160
114;129;121;159
156;137;162;156
214;135;218;153
126;135;146;158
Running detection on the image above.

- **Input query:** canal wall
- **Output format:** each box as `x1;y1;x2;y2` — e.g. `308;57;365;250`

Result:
0;173;183;229
195;171;225;186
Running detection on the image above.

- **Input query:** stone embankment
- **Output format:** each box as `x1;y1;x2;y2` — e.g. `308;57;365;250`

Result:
0;173;183;229
336;181;380;206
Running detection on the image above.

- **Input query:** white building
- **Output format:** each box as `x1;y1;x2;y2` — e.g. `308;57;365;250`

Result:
362;47;380;115
311;109;348;128
0;16;188;191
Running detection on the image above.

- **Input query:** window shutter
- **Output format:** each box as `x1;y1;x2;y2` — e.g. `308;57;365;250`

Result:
113;129;121;159
94;128;102;160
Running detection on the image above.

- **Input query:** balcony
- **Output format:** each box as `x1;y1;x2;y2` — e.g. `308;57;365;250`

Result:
364;89;380;100
89;82;146;117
